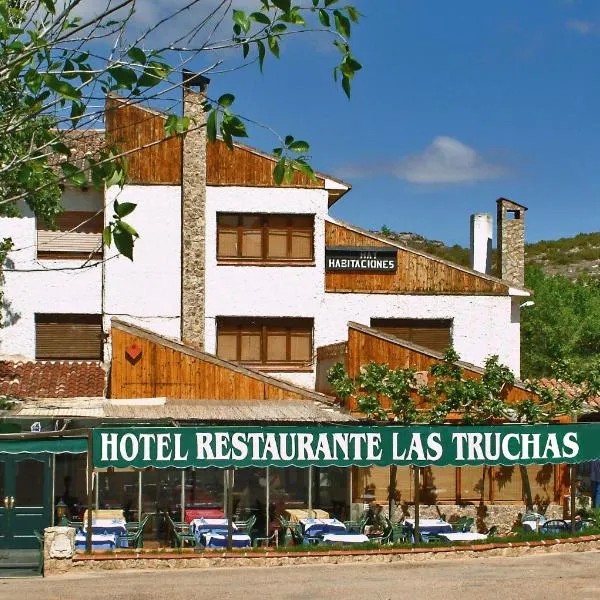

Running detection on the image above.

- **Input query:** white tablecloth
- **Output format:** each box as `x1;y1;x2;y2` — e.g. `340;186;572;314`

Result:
404;519;453;534
202;533;251;548
322;533;369;544
439;532;488;542
300;518;346;536
191;518;236;533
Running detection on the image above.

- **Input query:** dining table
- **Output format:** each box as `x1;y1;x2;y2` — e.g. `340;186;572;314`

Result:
184;508;225;523
322;533;370;545
403;518;453;538
200;532;252;549
300;518;347;537
75;532;119;551
79;517;128;549
438;532;488;542
284;508;330;523
190;518;236;535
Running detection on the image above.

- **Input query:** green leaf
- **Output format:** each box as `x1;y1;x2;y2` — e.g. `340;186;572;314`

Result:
324;0;339;6
242;42;250;58
218;93;235;107
273;158;286;185
270;23;287;33
207;109;218;143
257;39;266;71
224;115;248;137
268;35;280;58
70;101;85;126
250;11;271;24
51;141;71;156
284;163;294;183
346;6;361;23
272;0;291;12
114;201;136;218
113;227;134;261
334;10;351;37
342;74;351;98
273;147;283;157
285;135;294;145
45;75;80;101
40;0;56;14
62;59;78;80
116;220;138;237
288;140;309;153
233;9;251;33
109;65;138;88
103;226;112;248
318;9;330;27
127;47;147;64
60;162;87;186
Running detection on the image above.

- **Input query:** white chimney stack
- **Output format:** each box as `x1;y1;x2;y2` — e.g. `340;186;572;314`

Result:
470;213;493;274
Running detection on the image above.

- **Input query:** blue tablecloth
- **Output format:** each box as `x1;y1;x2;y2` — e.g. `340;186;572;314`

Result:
79;522;128;548
301;518;347;537
75;532;121;551
200;532;251;548
403;519;453;536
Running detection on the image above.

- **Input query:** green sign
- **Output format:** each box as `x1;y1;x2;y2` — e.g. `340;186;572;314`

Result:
92;424;600;469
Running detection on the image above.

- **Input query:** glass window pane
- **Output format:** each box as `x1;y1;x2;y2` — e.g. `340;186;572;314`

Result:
241;230;262;258
0;461;4;502
217;332;238;361
184;467;224;514
97;470;139;521
218;231;238;258
242;215;262;228
290;230;312;259
267;229;288;259
55;454;87;521
218;214;239;227
290;332;311;362
15;459;45;507
240;332;261;362
266;332;287;362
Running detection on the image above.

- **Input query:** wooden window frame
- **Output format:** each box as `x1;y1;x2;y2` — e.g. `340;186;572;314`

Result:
216;213;315;265
216;317;314;371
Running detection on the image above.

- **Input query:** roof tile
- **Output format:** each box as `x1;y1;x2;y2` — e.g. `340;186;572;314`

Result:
0;360;106;399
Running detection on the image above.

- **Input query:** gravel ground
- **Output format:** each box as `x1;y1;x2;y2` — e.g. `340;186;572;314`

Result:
1;550;600;600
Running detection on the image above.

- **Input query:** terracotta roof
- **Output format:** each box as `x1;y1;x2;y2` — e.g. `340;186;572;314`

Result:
0;360;106;399
49;129;105;175
537;378;600;409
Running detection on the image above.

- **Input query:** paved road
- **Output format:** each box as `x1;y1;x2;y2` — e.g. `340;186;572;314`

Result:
1;551;600;600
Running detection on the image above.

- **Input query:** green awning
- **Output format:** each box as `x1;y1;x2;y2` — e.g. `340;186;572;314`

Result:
0;436;87;454
93;424;600;469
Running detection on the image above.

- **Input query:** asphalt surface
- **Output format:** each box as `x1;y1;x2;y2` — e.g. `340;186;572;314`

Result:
1;551;600;600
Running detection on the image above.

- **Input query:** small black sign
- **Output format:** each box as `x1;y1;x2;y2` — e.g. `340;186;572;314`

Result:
325;246;398;273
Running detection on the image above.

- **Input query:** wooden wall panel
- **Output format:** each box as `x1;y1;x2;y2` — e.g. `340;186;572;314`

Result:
106;97;182;184
206;139;325;188
325;222;508;295
110;328;308;400
345;327;536;412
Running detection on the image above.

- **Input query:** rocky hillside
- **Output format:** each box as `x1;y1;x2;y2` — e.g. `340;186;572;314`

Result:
376;227;600;279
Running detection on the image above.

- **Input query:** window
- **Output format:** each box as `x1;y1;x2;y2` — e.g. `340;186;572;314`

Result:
37;211;103;259
370;318;452;354
216;317;313;369
217;213;314;263
35;314;103;360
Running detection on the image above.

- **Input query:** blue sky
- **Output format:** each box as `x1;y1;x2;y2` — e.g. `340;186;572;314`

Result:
124;1;600;246
202;0;599;246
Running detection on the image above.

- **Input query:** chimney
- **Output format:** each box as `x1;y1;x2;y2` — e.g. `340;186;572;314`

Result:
496;197;527;287
181;72;210;349
470;213;493;274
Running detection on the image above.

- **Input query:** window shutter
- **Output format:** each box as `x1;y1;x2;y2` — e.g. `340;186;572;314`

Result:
37;212;103;256
35;314;103;360
371;318;452;354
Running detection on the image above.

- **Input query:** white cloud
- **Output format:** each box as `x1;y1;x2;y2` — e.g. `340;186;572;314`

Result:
393;136;507;184
335;137;508;185
566;19;595;35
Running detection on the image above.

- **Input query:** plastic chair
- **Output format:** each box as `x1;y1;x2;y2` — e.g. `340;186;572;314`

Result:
452;517;474;533
234;514;257;535
33;530;44;574
392;523;412;543
119;513;149;549
164;513;195;548
539;519;569;535
421;533;448;544
253;530;279;548
485;525;498;537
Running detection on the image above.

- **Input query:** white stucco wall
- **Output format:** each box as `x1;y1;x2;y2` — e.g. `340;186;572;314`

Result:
103;185;181;359
0;189;104;359
203;187;522;387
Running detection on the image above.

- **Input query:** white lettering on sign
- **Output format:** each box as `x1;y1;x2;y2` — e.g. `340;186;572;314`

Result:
120;433;138;461
101;433;118;462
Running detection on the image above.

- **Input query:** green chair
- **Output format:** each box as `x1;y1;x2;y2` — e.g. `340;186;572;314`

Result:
485;525;498;537
234;514;257;536
165;513;196;548
343;520;362;533
33;530;44;575
253;530;279;548
421;532;448;544
392;523;412;544
290;523;320;545
278;515;294;546
452;517;474;533
369;518;394;544
119;513;149;549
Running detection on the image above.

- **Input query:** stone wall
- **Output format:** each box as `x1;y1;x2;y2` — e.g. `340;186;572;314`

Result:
43;527;76;576
181;83;208;349
497;198;527;287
